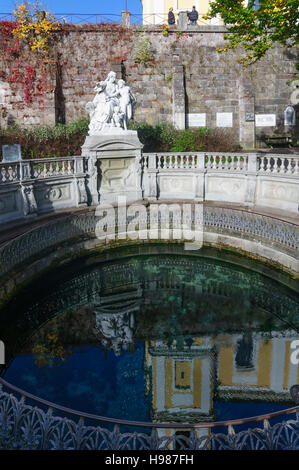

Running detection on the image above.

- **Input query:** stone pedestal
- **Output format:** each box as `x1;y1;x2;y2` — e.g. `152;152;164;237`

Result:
82;130;143;205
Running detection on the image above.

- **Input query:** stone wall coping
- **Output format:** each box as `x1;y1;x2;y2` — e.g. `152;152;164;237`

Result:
0;201;297;247
53;24;228;34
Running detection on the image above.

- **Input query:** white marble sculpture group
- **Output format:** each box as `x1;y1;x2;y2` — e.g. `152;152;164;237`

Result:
86;71;136;135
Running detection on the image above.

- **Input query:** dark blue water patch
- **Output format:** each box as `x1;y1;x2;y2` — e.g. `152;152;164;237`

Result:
3;343;150;423
213;401;293;434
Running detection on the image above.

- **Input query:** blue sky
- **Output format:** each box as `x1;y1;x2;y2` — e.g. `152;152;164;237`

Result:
0;0;143;16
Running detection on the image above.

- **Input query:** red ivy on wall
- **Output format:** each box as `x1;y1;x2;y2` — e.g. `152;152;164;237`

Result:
0;20;51;108
0;20;19;55
23;65;35;106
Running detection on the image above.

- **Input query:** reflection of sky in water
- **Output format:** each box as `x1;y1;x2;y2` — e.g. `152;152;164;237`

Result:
5;344;150;421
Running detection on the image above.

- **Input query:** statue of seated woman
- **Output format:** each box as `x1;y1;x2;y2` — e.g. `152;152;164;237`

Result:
86;71;136;135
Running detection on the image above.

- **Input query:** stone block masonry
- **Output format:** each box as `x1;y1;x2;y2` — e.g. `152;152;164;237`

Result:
0;25;298;148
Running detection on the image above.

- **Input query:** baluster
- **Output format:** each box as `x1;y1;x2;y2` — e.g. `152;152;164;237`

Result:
212;156;217;170
294;158;299;175
272;157;278;173
236;156;241;172
8;166;13;181
163;155;168;169
12;165;18;180
166;155;170;169
221;156;226;171
191;155;195;169
67;160;72;174
174;155;178;169
227;156;232;171
266;157;271;173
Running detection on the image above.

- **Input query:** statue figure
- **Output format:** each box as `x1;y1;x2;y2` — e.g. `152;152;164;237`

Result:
284;105;296;126
118;79;136;128
94;310;135;356
85;71;136;135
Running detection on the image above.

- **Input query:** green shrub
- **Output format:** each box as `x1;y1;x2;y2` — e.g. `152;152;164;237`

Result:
129;122;240;153
128;122;177;152
170;128;207;152
0;118;240;159
0;117;89;159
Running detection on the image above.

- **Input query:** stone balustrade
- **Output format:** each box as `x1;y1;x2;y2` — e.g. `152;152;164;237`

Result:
144;152;299;213
0;162;19;183
0;152;298;225
0;156;86;223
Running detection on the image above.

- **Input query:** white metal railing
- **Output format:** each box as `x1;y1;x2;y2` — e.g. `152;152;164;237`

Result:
0;377;298;450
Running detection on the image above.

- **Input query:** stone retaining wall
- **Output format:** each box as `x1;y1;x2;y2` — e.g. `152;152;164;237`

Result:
1;25;298;148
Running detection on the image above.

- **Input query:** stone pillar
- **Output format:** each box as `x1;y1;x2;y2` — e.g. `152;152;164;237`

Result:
121;11;130;27
245;153;258;206
74;157;88;206
178;11;188;29
194;153;205;201
172;55;186;130
82;132;143;205
238;76;256;149
145;154;158;200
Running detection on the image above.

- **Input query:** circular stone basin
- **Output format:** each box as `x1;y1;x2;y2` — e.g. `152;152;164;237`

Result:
1;244;298;426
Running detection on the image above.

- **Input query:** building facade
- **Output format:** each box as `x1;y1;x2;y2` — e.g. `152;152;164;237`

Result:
140;0;219;25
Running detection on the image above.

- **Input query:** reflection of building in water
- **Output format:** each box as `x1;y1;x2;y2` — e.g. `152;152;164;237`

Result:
217;332;299;401
143;331;299;441
145;336;214;441
145;337;214;422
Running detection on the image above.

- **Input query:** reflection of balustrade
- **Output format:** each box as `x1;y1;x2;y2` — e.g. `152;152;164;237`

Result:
0;377;298;450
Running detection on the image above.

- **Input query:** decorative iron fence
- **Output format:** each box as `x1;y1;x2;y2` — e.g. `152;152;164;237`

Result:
0;378;298;450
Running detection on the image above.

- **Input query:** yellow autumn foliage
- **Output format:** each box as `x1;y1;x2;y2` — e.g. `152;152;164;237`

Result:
13;1;58;55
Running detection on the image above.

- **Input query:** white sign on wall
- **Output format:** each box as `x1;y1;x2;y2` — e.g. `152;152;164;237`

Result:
187;113;206;127
255;114;276;127
216;112;233;128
